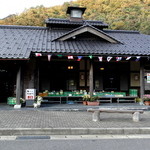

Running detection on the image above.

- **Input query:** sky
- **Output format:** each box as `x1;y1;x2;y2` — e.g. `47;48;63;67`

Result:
0;0;75;19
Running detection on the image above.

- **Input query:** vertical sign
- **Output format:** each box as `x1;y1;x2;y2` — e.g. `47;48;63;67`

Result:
25;89;36;100
147;73;150;83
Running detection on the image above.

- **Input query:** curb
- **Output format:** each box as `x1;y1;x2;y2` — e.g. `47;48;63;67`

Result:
0;128;150;136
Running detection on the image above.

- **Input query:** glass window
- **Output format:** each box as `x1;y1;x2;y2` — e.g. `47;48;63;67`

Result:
71;10;82;18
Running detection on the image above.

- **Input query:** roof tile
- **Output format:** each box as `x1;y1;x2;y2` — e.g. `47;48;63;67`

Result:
0;25;150;59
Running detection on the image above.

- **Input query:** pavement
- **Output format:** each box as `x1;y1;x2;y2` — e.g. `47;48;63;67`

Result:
0;103;150;136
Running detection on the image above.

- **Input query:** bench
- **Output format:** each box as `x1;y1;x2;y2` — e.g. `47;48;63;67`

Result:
87;108;144;122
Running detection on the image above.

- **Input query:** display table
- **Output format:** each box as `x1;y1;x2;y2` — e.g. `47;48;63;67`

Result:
43;96;83;104
42;96;137;104
116;96;137;103
40;91;138;104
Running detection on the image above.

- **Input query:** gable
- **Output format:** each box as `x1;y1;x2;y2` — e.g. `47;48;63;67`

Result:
53;25;121;44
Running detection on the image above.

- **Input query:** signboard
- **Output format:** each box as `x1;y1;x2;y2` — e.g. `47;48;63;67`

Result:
25;89;36;100
147;73;150;83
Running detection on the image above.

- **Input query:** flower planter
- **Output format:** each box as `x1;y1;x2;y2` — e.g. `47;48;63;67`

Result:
144;101;150;106
87;101;100;106
83;101;87;105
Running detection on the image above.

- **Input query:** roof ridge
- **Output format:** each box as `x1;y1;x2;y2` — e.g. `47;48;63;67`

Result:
0;25;47;30
104;29;140;34
46;18;108;27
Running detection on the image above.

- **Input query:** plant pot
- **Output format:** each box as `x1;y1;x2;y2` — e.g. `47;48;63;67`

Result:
87;101;100;106
37;101;41;106
83;101;87;105
144;101;150;105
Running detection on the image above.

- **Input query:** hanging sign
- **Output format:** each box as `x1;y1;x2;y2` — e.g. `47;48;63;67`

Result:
147;73;150;83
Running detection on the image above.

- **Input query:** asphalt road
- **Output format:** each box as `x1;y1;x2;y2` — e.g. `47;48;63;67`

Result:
0;136;150;150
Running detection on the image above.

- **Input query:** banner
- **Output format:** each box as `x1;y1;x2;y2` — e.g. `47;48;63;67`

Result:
107;56;113;62
35;53;42;56
77;56;83;61
116;57;122;61
135;56;141;61
68;56;74;59
48;55;52;61
98;56;103;62
126;56;131;60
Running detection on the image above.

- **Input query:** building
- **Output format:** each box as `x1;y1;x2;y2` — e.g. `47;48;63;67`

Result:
0;7;150;106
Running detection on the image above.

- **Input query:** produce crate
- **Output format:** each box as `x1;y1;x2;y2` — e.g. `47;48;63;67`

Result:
7;97;16;105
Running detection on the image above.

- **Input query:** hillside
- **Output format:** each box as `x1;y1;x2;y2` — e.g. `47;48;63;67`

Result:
0;0;150;34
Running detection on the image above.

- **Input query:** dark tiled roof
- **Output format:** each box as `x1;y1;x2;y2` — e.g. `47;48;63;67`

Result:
0;25;150;59
0;25;47;59
45;18;108;28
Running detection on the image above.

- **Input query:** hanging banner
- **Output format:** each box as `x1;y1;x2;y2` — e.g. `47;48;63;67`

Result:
57;54;63;57
77;56;83;61
135;56;141;61
68;56;74;59
89;55;93;59
48;55;52;61
107;56;112;62
116;57;122;61
126;56;131;60
98;56;103;62
35;53;42;56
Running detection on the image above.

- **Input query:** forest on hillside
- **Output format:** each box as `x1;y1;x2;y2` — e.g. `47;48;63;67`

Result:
0;0;150;34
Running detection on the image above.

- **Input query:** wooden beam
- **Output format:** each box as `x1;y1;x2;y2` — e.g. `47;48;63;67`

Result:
16;67;21;105
140;61;144;99
89;60;94;97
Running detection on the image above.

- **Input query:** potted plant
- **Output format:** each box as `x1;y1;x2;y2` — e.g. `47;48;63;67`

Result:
33;96;43;108
82;94;90;105
143;95;150;105
20;98;26;107
82;94;100;106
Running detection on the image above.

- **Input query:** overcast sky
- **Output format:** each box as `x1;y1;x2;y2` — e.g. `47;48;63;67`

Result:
0;0;75;19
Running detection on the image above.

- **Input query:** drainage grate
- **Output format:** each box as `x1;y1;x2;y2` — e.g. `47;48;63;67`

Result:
16;136;50;140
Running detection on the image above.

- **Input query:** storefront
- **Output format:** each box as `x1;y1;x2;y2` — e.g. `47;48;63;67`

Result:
0;6;150;106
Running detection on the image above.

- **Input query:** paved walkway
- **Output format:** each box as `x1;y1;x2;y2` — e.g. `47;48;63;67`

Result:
0;103;150;135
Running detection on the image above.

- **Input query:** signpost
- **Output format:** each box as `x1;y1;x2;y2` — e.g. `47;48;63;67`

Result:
25;89;36;106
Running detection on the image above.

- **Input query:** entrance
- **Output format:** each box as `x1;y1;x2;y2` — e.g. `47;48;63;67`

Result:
0;70;16;102
94;61;129;92
0;62;17;103
39;59;79;92
103;72;120;91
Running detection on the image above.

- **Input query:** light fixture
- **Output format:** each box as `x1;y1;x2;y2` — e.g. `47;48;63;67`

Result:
72;36;76;39
68;66;74;70
100;67;104;70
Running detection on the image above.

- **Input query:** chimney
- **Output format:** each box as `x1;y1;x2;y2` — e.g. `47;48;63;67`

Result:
66;6;86;22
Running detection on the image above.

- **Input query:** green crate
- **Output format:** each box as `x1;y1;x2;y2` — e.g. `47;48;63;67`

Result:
129;89;138;96
7;97;16;105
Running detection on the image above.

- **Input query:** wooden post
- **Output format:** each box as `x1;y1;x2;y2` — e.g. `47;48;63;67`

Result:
89;60;94;97
15;67;21;106
140;60;144;99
